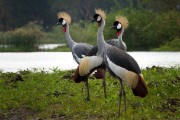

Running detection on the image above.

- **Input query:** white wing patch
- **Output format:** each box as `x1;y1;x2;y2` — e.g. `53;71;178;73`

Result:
106;55;138;88
81;54;85;58
73;53;86;64
79;56;103;76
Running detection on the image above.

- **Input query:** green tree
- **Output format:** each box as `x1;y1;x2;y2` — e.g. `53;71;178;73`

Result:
0;0;53;31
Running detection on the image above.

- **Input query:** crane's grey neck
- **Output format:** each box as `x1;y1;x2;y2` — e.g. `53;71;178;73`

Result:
118;27;124;41
118;27;127;51
97;19;106;53
65;24;76;50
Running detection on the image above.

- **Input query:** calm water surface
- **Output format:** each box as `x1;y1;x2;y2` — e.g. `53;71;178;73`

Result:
0;52;179;72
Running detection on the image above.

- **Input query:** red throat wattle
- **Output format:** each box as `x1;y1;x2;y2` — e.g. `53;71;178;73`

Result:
63;27;66;32
98;22;101;27
116;31;121;37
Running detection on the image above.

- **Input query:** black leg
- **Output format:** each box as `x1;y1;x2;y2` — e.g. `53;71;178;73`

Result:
102;70;107;99
82;85;84;93
118;79;126;117
85;79;90;101
123;89;126;112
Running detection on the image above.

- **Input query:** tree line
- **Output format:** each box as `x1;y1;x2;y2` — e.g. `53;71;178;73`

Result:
0;0;179;51
0;0;179;31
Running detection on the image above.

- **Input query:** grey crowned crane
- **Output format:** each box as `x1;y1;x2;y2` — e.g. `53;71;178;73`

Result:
56;12;93;64
74;9;129;100
56;12;93;101
78;9;148;116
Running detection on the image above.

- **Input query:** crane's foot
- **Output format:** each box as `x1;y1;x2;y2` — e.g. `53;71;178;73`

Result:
85;97;90;101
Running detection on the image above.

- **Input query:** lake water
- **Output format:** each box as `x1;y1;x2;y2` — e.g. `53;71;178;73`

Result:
38;44;66;50
0;52;180;72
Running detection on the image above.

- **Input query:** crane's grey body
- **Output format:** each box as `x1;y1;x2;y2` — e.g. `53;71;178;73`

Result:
97;19;139;74
72;43;92;63
78;12;147;115
86;37;126;57
65;24;93;64
104;46;140;77
83;18;127;101
96;19;141;116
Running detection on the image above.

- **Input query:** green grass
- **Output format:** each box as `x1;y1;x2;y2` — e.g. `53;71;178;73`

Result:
0;67;179;119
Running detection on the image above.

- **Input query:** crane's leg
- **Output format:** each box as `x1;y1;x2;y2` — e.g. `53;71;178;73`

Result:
118;79;126;117
124;88;126;112
85;78;90;101
102;69;107;99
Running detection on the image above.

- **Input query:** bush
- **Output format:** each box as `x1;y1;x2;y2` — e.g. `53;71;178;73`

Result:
152;38;180;51
0;22;45;52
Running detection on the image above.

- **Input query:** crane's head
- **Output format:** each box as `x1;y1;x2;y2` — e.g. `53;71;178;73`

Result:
56;12;71;32
110;15;129;37
110;21;122;37
89;9;106;27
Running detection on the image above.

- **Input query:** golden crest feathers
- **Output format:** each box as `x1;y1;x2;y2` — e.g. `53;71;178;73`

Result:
57;12;71;24
115;16;129;29
95;9;106;19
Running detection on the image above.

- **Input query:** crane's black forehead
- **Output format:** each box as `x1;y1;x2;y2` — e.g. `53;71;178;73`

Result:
58;18;63;22
113;21;120;26
93;14;99;19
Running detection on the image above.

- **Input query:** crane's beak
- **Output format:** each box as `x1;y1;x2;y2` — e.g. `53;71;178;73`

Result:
110;26;116;29
89;19;95;23
56;22;60;26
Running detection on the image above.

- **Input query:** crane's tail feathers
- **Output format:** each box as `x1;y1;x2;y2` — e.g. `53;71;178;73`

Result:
74;66;88;83
132;74;148;98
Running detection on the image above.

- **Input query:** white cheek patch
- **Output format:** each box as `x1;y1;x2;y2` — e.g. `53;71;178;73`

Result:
62;20;67;25
117;23;122;29
97;16;101;22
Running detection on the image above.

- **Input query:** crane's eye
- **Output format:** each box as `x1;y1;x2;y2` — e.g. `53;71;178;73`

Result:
62;20;67;25
97;16;101;22
117;23;122;29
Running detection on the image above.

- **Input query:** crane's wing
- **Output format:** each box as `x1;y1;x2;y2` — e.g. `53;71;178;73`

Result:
105;46;148;98
78;56;103;76
105;46;141;74
85;39;118;57
72;43;93;64
106;39;119;47
86;46;98;56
